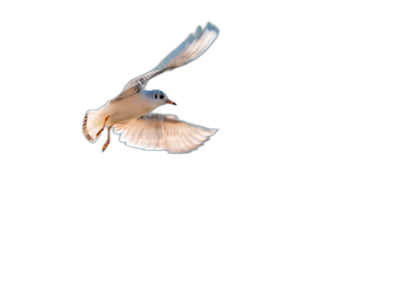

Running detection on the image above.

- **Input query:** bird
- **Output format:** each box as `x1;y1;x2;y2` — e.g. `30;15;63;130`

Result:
83;22;219;153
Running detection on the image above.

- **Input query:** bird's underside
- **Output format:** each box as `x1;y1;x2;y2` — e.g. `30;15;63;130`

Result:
114;114;217;153
82;22;219;153
84;112;217;153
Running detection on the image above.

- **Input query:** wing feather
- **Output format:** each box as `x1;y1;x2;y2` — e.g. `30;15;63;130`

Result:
153;22;219;71
110;23;219;103
113;113;217;153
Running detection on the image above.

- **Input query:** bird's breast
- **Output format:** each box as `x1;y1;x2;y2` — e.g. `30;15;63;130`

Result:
104;93;155;125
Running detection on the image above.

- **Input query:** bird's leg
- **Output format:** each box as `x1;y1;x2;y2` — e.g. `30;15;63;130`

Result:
102;125;114;152
95;116;110;139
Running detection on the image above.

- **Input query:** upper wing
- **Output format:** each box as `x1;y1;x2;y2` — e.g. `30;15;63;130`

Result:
113;113;217;153
110;69;162;103
111;22;219;103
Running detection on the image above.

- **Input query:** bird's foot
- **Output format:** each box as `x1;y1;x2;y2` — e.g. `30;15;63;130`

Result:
95;128;104;139
96;115;111;139
102;141;109;152
101;124;114;153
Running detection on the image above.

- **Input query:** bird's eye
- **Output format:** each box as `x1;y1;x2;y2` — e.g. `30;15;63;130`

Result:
160;95;164;99
155;94;158;99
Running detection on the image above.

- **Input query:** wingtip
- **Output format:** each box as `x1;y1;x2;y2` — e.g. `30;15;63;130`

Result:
199;127;219;137
209;128;219;136
194;26;202;38
206;22;220;34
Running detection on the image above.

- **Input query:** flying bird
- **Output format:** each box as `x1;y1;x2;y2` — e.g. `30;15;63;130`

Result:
83;22;219;153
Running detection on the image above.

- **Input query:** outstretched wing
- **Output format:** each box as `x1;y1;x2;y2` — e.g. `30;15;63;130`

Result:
110;69;163;103
113;113;217;153
111;22;219;103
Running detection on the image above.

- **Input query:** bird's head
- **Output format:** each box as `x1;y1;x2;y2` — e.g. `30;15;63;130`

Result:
151;90;176;107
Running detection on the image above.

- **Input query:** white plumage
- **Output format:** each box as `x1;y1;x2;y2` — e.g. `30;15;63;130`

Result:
83;22;219;153
114;114;217;153
122;23;219;94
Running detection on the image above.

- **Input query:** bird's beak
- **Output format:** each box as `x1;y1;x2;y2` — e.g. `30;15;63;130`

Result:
165;100;177;105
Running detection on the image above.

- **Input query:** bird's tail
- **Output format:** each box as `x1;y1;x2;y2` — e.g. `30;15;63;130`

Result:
83;108;105;142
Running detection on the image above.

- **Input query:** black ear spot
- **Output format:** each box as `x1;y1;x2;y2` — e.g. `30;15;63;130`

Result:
160;95;164;99
155;94;158;99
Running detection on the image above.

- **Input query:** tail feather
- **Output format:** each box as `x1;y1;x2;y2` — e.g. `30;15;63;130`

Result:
83;109;105;142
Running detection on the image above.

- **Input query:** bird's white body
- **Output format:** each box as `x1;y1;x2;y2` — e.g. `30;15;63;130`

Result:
83;22;219;153
101;92;156;125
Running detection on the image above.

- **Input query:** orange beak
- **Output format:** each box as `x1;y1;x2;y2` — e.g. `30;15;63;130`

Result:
166;100;177;105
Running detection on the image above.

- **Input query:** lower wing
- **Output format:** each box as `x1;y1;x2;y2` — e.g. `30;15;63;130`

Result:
113;113;217;153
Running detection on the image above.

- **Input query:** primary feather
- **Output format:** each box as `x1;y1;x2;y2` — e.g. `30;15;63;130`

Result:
114;114;217;153
83;22;220;153
120;22;219;96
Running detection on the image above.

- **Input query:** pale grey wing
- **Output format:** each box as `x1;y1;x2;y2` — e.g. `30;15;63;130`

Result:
113;113;217;153
122;68;170;92
153;22;219;72
124;22;219;90
110;69;163;103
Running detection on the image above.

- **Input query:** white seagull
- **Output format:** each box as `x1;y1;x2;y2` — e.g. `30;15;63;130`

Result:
83;22;219;153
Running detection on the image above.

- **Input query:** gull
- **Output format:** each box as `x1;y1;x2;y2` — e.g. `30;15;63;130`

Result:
83;22;219;153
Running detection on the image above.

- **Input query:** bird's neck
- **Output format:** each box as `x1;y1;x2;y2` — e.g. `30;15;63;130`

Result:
140;90;159;109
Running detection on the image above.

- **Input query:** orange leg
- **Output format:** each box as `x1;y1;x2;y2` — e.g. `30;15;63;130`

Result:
102;125;114;152
96;116;110;139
